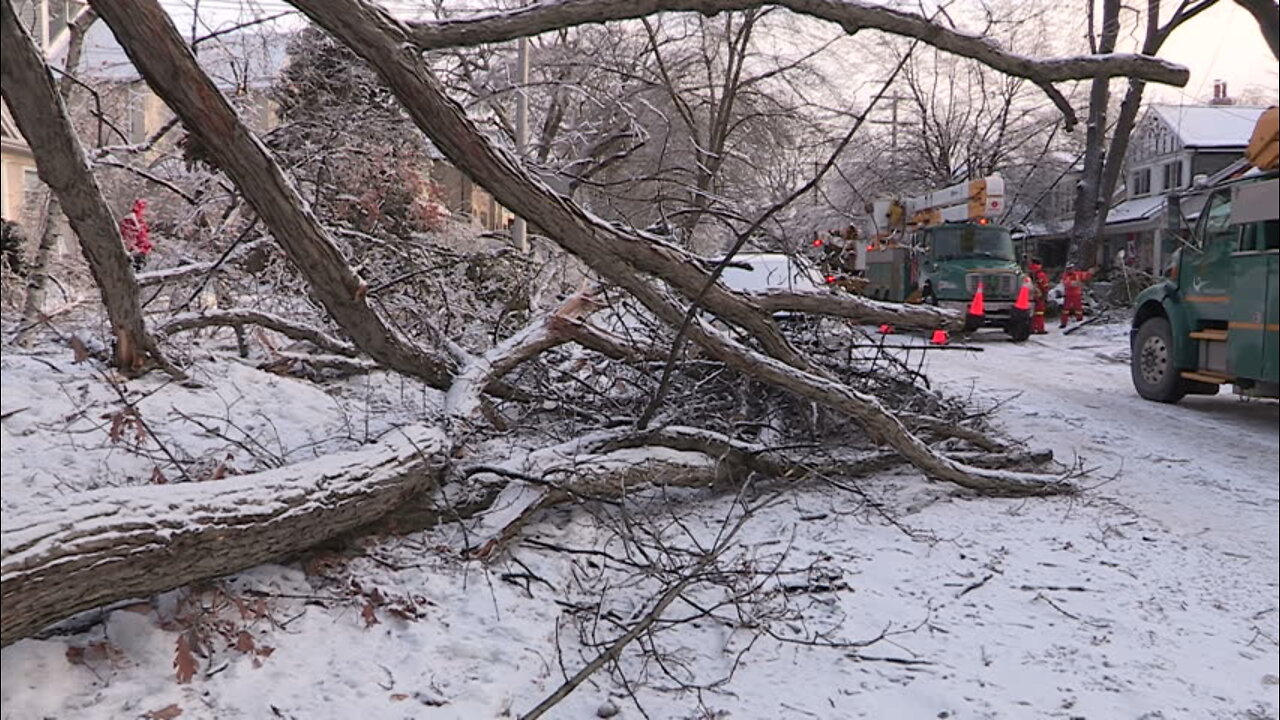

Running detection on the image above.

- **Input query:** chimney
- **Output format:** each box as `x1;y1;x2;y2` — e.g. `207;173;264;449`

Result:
1210;80;1234;106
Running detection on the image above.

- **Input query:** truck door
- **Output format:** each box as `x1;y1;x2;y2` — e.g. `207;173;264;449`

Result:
1187;190;1236;330
1226;180;1280;385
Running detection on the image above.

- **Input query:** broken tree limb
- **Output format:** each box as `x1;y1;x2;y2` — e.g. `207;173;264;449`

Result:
134;238;269;288
446;288;605;426
581;424;902;480
0;426;448;646
898;413;1009;453
625;281;1076;496
293;0;814;374
156;308;360;357
1;1;156;372
558;319;667;363
748;289;965;332
89;0;458;390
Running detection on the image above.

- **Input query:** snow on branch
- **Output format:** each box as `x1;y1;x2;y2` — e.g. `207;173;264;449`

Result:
134;238;270;288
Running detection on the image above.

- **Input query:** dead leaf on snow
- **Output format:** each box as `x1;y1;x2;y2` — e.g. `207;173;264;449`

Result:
70;335;90;364
360;601;379;628
144;704;183;720
174;633;198;684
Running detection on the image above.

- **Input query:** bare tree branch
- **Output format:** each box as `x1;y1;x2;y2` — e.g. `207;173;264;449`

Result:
156;308;359;357
406;0;1191;88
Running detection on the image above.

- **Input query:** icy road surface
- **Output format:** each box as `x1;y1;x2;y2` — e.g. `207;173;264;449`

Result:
914;322;1279;565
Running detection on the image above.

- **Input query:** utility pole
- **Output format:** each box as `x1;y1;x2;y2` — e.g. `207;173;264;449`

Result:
869;93;907;150
869;92;909;178
512;36;530;253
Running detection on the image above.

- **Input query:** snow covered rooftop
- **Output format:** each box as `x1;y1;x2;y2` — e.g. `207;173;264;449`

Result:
1149;104;1270;148
1105;194;1166;226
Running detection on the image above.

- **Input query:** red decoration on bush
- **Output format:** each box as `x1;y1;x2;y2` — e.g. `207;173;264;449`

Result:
119;199;152;256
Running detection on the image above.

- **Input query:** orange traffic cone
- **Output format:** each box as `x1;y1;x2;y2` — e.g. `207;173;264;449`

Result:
1014;278;1031;312
930;329;949;345
968;281;985;317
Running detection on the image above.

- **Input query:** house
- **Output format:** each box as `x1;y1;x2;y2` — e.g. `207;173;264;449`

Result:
1025;99;1269;272
1;0;89;224
1100;102;1268;271
429;161;514;233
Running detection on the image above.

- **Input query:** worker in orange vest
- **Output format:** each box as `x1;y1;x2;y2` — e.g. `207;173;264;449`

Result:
1059;264;1095;328
1028;257;1051;334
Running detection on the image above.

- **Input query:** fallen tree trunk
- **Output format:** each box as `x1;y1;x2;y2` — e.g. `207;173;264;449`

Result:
0;426;447;646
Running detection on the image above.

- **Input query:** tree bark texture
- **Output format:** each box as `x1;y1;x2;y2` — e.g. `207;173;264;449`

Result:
0;426;447;646
1;1;151;371
88;0;458;390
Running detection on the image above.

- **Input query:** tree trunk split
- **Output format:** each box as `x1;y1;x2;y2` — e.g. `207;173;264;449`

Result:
0;426;446;647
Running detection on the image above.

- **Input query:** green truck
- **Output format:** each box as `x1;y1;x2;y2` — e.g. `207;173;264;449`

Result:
862;176;1031;341
1130;108;1279;402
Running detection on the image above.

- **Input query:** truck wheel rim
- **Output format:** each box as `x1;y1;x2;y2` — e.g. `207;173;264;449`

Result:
1140;335;1168;385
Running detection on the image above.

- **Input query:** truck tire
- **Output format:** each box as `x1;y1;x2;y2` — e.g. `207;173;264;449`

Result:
1131;316;1186;403
1006;317;1031;343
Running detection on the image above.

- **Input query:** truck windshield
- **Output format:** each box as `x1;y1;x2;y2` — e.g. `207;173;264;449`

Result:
926;225;1016;262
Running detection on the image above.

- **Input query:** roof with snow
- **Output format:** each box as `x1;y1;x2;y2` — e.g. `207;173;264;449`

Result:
1148;104;1269;149
1104;195;1166;226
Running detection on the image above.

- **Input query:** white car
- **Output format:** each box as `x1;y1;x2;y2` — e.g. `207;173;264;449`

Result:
716;253;825;294
1046;281;1099;314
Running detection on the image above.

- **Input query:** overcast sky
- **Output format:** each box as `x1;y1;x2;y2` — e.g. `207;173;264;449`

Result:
1147;1;1278;104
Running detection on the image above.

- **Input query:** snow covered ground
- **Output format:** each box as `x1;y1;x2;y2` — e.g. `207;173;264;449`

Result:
2;320;1277;720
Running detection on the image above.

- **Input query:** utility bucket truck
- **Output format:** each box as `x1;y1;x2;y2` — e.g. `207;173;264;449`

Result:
1130;106;1280;403
862;175;1033;341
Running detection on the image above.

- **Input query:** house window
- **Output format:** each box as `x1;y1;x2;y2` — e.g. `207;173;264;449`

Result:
1162;161;1183;191
1131;168;1151;197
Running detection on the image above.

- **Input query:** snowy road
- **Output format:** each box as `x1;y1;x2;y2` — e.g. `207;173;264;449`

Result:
914;323;1279;564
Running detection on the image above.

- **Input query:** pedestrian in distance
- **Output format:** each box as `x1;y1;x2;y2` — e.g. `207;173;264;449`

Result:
1028;257;1051;335
1059;263;1096;328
